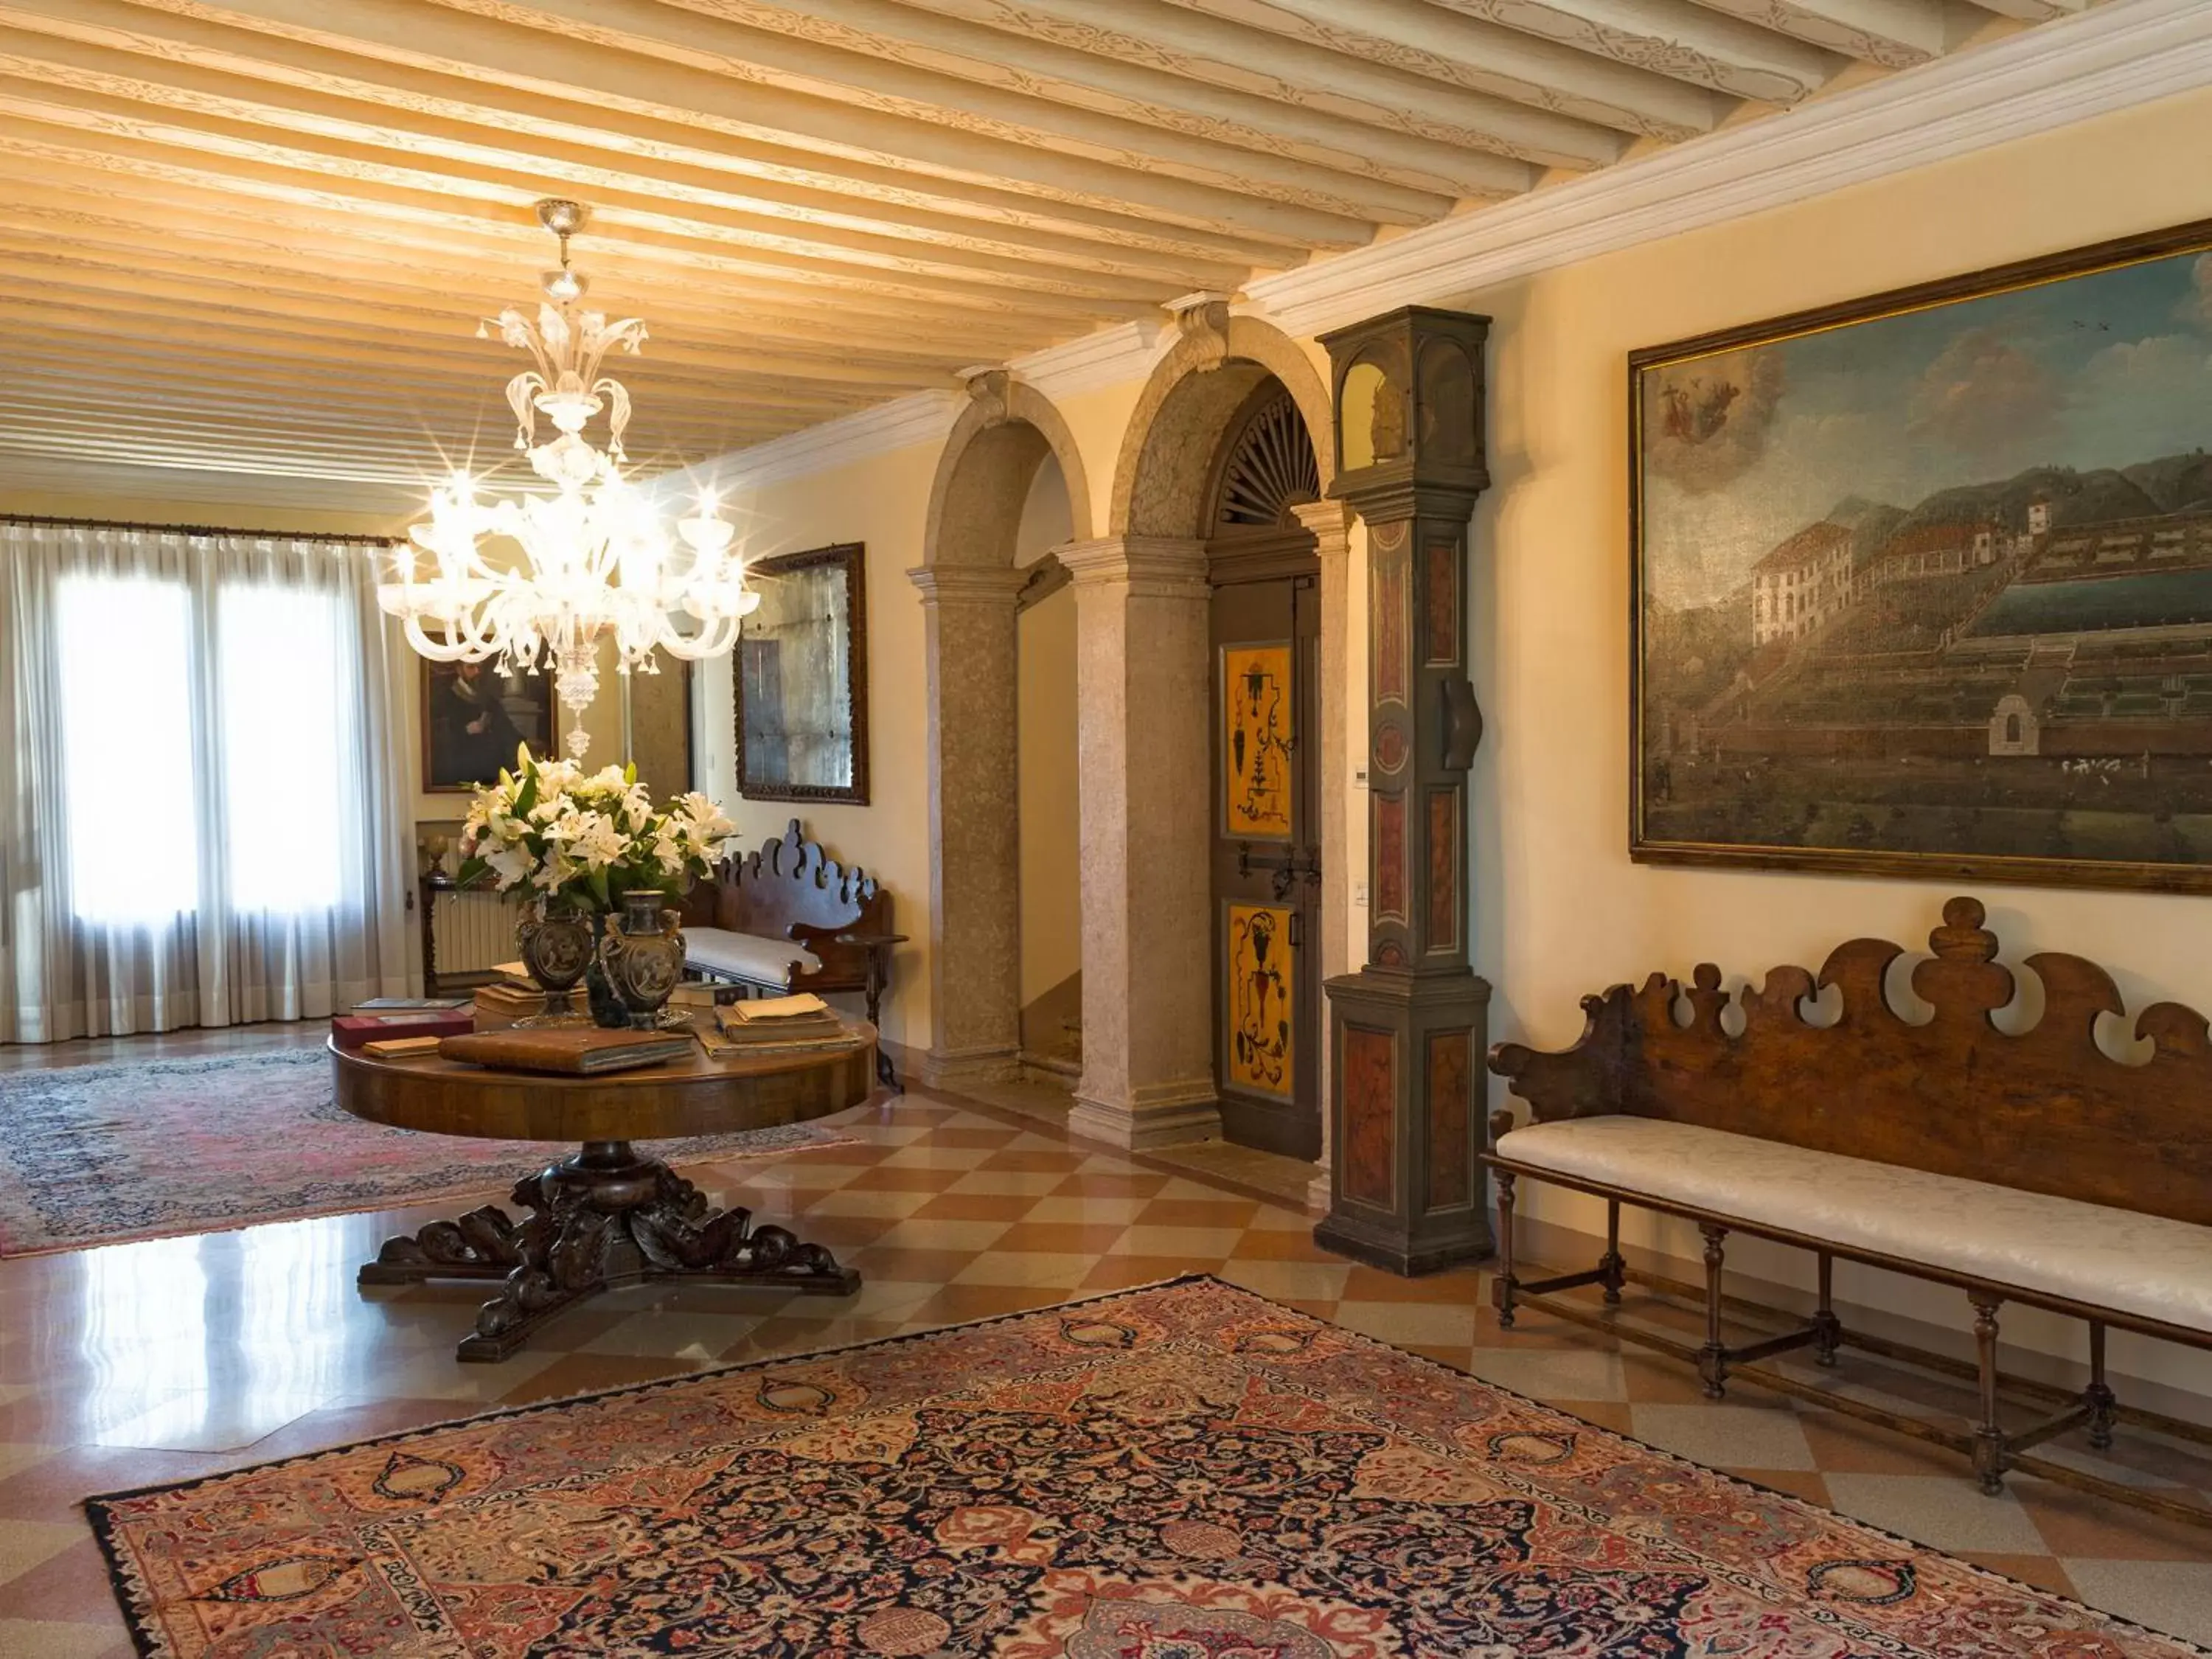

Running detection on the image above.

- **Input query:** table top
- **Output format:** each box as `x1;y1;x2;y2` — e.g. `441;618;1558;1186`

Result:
330;1017;877;1144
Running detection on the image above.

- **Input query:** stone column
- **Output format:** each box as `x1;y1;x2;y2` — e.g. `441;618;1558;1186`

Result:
908;563;1026;1088
1292;499;1354;1211
1061;535;1221;1149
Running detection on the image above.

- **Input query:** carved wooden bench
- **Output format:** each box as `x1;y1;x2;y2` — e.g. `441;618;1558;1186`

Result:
675;819;902;1091
1486;896;2212;1529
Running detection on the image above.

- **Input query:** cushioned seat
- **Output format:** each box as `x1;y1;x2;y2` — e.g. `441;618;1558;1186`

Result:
681;926;822;988
1496;1115;2212;1336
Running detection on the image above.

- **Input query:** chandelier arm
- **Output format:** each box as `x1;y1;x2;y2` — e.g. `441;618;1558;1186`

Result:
656;614;742;661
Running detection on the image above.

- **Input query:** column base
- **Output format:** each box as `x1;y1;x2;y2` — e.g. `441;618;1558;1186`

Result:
1316;965;1494;1276
1312;1217;1479;1277
1069;1078;1220;1150
921;1043;1022;1091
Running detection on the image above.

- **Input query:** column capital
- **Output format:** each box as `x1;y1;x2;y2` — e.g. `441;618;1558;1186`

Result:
906;563;1029;606
1056;535;1209;597
1290;499;1353;557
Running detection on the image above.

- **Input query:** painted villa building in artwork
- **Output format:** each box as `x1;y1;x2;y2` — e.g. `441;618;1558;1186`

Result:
1750;522;1856;644
1645;455;2212;869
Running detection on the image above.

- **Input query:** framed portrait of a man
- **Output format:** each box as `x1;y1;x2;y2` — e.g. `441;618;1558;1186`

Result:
421;658;556;792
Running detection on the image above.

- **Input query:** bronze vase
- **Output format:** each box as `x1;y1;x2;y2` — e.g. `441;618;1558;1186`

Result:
589;890;686;1029
515;902;594;996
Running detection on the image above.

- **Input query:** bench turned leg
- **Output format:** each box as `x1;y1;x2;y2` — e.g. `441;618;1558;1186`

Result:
1970;1292;2008;1494
1812;1253;1843;1368
1697;1224;1729;1399
1599;1200;1626;1305
2086;1321;2118;1452
1492;1170;1518;1329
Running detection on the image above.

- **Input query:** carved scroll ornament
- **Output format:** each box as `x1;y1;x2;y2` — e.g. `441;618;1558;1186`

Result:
1489;897;2212;1227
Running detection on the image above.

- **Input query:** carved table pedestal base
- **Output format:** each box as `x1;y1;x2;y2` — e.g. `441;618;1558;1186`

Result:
359;1139;860;1362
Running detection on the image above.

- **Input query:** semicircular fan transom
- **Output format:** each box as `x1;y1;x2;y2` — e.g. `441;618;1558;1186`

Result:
1214;389;1320;530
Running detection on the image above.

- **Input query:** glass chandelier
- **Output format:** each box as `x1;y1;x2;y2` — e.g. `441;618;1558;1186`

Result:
378;198;758;759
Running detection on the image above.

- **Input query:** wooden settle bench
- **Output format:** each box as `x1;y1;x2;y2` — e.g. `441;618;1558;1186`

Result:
675;819;904;1091
1484;895;2212;1529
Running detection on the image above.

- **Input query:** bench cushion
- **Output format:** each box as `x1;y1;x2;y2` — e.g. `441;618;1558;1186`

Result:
1496;1115;2212;1336
682;927;821;988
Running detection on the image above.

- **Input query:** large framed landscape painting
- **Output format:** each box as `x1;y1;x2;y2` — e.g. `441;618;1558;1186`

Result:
1632;218;2212;892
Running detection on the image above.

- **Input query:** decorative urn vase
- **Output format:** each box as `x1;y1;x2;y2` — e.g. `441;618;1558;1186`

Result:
515;901;594;998
588;890;686;1029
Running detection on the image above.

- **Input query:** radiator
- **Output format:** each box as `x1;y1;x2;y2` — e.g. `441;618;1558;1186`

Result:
428;883;524;984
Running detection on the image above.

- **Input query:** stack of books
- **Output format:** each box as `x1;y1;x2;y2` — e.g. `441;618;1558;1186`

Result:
703;992;856;1058
330;995;474;1051
473;961;556;1021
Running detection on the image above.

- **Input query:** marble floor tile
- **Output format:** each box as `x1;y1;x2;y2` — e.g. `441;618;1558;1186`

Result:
1820;1472;2052;1554
1462;1349;1629;1405
1331;1298;1482;1350
1630;1402;1820;1472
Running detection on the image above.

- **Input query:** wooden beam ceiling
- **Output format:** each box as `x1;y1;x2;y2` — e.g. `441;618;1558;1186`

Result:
0;0;2075;513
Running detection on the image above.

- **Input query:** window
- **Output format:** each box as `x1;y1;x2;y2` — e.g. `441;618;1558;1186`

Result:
56;574;352;924
57;575;199;923
220;585;346;912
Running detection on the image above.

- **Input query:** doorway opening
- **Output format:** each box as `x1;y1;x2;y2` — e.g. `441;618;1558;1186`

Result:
1206;382;1323;1158
1014;455;1081;1080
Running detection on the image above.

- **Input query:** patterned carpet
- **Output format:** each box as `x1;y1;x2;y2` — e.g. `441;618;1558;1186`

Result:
86;1277;2209;1659
0;1048;852;1258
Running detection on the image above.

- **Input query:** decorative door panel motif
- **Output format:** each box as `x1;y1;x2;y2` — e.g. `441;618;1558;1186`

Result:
1222;643;1293;840
1211;568;1321;1161
1225;901;1295;1099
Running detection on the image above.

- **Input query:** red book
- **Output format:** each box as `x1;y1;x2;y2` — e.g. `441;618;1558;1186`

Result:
330;1012;475;1051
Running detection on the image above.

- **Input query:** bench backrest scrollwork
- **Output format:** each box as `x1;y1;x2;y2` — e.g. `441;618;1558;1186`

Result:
676;818;891;986
1488;896;2212;1228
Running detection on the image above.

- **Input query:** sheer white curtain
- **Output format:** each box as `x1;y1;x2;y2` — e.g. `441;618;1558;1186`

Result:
1;520;417;1041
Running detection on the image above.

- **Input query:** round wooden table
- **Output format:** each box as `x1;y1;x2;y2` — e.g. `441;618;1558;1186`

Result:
333;1025;875;1362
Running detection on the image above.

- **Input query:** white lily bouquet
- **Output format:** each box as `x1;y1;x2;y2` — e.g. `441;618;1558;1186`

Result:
457;744;738;914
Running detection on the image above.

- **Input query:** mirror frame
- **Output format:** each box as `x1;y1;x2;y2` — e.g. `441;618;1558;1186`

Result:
733;541;871;806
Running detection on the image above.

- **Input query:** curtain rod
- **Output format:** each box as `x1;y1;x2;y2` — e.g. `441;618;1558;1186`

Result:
1;511;402;546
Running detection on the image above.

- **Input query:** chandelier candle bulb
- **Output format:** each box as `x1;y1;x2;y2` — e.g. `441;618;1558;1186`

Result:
378;199;760;759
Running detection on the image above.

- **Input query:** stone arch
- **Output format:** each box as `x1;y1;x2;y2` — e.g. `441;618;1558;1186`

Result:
1076;313;1352;1170
923;377;1094;569
908;377;1090;1087
1109;315;1335;539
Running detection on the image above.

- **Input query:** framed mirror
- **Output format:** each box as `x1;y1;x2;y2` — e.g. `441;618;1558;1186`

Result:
735;541;869;804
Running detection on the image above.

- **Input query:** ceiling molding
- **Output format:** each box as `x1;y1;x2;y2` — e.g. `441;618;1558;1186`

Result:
1010;318;1174;403
1241;0;2212;335
669;388;964;493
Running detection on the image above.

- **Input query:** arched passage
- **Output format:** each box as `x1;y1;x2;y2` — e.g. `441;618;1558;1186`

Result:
908;379;1092;1086
1068;316;1353;1158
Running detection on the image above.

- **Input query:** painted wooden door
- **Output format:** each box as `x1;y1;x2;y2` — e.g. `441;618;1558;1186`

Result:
1211;572;1322;1159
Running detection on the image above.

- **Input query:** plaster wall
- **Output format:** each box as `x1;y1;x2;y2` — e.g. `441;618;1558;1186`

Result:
1015;459;1080;1011
1431;83;2212;1398
692;443;943;1050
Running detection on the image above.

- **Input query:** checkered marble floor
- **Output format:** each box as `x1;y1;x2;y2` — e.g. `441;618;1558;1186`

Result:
1;1061;2208;1653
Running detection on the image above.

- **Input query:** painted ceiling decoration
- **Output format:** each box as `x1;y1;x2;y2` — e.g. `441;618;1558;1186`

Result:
0;0;2093;511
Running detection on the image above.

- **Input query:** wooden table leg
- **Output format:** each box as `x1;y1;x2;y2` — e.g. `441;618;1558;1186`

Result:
359;1141;861;1362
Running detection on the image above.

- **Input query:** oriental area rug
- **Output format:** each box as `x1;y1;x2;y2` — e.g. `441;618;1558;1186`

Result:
0;1048;852;1258
88;1277;2207;1659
